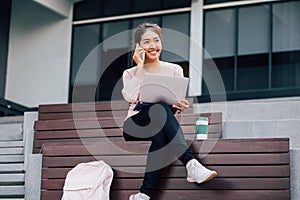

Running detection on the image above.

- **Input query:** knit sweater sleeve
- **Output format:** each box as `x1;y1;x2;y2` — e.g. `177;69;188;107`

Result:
121;68;141;103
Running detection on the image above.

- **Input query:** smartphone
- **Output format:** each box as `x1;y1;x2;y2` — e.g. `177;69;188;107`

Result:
137;43;145;63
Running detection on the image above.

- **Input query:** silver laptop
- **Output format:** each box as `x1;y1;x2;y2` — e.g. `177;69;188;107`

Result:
139;73;189;105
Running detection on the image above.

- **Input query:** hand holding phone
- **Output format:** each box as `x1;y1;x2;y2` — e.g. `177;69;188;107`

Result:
134;43;145;66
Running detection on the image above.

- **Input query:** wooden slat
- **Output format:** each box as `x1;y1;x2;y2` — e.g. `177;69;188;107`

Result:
34;124;222;140
42;153;289;167
42;165;290;179
42;177;290;190
38;101;129;113
39;108;195;120
38;108;214;121
38;99;194;115
34;113;222;131
41;190;290;200
41;139;289;156
39;110;128;120
32;131;222;149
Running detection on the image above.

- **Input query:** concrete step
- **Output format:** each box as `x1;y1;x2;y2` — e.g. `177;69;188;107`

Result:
194;97;300;122
0;199;24;200
0;174;25;183
0;124;23;141
0;155;24;163
0;116;25;199
0;164;24;172
0;147;24;155
0;116;24;124
0;141;23;148
223;119;300;149
0;186;24;197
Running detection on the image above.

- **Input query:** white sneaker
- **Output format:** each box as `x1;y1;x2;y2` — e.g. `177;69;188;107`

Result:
129;192;150;200
186;159;217;184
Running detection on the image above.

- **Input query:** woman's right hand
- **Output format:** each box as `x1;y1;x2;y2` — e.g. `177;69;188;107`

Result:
133;43;145;66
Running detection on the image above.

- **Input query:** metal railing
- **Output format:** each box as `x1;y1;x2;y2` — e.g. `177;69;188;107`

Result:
0;98;37;117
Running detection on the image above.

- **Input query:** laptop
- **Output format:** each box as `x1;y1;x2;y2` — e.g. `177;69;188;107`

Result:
139;73;189;105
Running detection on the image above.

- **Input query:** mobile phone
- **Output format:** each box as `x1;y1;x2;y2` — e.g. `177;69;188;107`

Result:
137;43;145;63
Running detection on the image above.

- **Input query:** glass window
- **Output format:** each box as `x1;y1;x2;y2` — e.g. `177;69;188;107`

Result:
102;0;131;17
205;9;235;58
132;0;162;13
71;24;101;86
161;13;190;63
204;8;235;92
204;0;235;5
102;20;130;50
74;0;191;21
238;5;270;55
202;1;300;101
72;1;192;101
272;51;300;88
71;24;102;102
237;5;270;91
272;1;300;89
98;20;131;101
162;0;191;9
237;54;269;90
202;56;235;94
273;1;300;52
73;0;103;21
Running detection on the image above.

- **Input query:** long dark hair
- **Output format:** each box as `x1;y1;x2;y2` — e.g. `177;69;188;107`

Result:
134;22;163;45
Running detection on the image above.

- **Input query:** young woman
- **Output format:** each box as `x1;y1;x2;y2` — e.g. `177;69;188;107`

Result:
122;22;217;200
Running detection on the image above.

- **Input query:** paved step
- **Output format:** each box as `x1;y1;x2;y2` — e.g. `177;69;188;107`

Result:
0;199;24;200
223;119;300;149
0;116;24;124
0;147;23;155
194;97;300;149
0;124;23;141
0;174;25;183
0;164;24;172
194;97;300;121
0;155;24;163
0;141;23;148
0;117;26;199
0;186;24;197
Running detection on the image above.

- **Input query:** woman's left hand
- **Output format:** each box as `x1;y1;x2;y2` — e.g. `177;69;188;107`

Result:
172;99;189;113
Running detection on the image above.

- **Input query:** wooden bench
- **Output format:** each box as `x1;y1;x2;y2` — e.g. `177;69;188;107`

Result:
33;100;222;153
33;101;290;200
40;138;290;200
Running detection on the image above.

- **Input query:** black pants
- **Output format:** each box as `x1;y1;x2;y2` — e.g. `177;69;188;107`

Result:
123;102;194;198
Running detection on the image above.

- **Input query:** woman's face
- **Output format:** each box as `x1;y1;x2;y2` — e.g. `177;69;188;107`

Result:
139;30;162;63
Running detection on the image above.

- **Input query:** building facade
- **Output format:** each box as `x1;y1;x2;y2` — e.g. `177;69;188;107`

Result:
0;0;299;109
0;1;299;199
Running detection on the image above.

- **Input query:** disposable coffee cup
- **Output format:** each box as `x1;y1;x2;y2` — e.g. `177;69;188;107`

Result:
196;117;208;139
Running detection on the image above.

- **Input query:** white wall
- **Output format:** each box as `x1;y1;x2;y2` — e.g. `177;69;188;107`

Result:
33;0;72;17
5;0;73;107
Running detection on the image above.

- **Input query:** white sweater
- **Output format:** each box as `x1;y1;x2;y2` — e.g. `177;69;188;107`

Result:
121;61;184;119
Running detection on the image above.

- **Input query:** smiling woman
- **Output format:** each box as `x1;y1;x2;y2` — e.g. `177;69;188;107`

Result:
121;22;217;200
